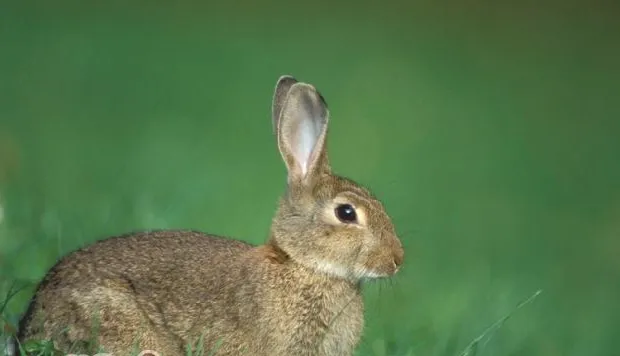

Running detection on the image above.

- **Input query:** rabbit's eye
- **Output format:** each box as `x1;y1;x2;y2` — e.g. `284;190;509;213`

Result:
335;204;357;223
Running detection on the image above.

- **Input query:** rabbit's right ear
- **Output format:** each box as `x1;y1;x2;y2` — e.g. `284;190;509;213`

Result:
276;81;331;186
272;75;298;138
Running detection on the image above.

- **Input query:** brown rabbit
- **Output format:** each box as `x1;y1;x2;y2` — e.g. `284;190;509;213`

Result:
16;76;404;356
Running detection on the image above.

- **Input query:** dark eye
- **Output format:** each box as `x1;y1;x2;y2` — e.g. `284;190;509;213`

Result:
335;204;357;223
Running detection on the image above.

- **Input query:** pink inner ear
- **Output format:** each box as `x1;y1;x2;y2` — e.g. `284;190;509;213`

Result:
292;112;322;176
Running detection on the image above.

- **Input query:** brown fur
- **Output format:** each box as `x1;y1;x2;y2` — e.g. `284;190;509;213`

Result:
17;76;404;356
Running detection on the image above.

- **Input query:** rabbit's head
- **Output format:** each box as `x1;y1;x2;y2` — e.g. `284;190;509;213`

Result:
269;76;404;281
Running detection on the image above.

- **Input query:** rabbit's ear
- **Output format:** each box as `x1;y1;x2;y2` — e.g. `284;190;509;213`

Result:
276;82;331;184
272;75;298;137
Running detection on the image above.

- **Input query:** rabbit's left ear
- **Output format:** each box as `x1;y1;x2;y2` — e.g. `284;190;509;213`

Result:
275;81;331;185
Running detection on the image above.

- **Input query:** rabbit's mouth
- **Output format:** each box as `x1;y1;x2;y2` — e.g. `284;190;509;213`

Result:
355;262;400;280
310;258;399;281
360;269;391;279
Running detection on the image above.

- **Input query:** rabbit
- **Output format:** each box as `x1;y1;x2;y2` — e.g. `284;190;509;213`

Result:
16;75;404;356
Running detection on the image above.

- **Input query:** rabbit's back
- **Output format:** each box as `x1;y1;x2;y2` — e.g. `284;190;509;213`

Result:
32;230;254;294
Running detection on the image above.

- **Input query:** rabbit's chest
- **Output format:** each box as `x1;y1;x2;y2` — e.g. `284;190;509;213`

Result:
317;294;364;356
282;285;364;356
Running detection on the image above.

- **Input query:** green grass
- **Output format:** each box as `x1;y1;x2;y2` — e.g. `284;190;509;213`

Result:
1;0;619;355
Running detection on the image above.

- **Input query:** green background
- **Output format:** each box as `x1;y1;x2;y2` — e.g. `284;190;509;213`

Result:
1;1;619;355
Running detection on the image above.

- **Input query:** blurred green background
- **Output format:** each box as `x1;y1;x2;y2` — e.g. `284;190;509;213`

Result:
1;0;619;355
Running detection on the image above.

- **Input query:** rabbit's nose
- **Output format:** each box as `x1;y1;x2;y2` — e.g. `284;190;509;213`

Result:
393;247;404;268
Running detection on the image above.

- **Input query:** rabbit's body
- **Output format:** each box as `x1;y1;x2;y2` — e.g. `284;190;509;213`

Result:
17;76;403;356
19;230;363;355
